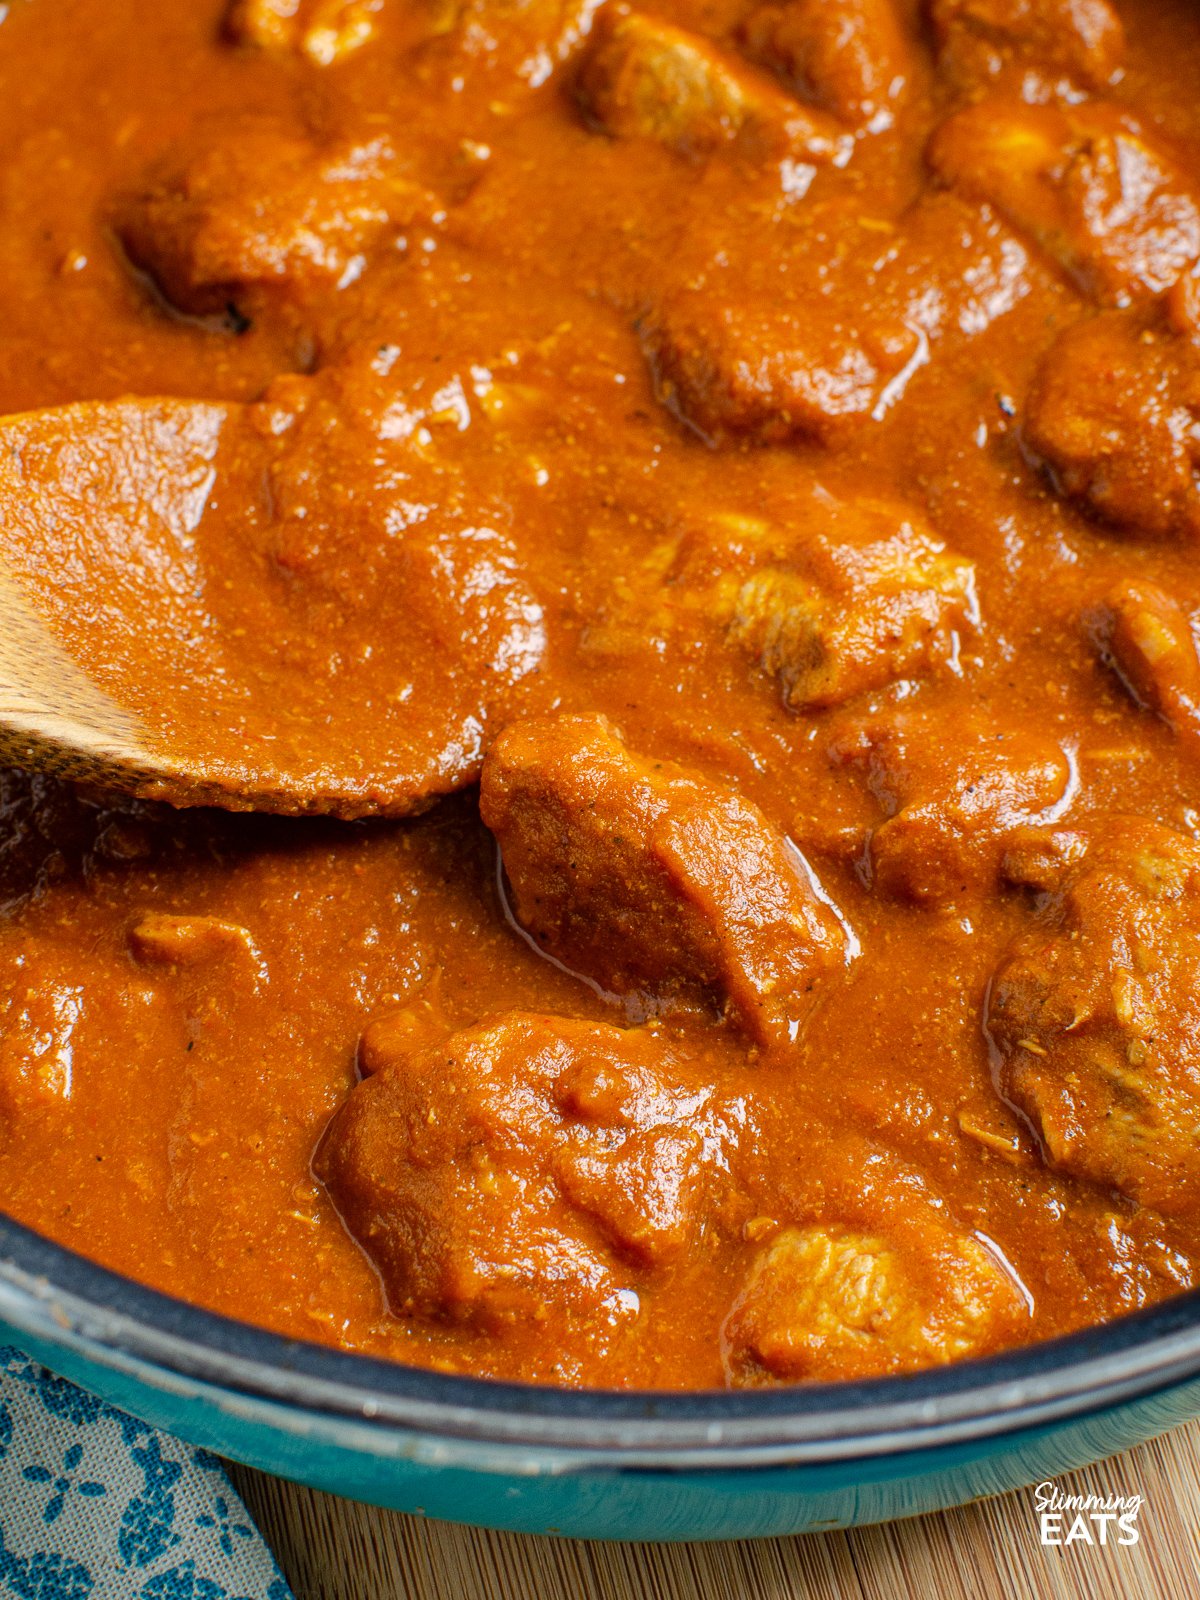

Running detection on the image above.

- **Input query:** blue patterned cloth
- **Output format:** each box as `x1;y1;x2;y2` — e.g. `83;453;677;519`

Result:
0;1347;293;1600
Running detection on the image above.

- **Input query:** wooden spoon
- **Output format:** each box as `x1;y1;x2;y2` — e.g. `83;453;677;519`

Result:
0;396;547;817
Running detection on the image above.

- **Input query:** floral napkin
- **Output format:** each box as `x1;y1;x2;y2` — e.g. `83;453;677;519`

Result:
0;1346;293;1599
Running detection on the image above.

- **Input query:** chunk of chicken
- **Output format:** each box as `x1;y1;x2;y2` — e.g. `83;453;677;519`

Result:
600;494;978;710
480;714;846;1047
423;0;601;86
646;493;974;703
316;1012;744;1337
0;927;187;1119
575;6;850;166
739;0;915;129
724;516;977;709
585;490;978;720
639;181;1037;449
1097;579;1200;748
225;0;381;64
0;970;86;1108
988;819;1200;1215
928;99;1200;306
930;0;1125;92
128;913;267;985
830;709;1074;903
117;124;435;315
1023;308;1200;540
890;191;1035;343
356;987;454;1076
642;280;923;446
729;1222;1024;1379
1001;824;1089;891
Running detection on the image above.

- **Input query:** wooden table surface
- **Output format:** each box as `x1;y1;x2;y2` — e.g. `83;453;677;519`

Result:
230;1420;1200;1600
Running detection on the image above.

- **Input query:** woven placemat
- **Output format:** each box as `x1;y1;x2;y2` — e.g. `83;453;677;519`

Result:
231;1417;1200;1599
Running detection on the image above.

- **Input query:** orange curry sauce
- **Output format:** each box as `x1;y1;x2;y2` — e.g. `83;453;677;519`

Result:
2;0;1200;1386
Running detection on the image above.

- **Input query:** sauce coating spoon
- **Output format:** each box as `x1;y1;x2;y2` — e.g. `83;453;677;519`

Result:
0;395;544;817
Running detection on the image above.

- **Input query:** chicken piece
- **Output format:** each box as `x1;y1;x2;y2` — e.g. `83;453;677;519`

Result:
728;525;975;710
830;709;1074;904
988;819;1200;1215
585;495;976;712
225;0;380;64
480;714;847;1048
0;973;85;1107
128;913;266;983
575;6;851;166
356;986;454;1076
1023;309;1200;540
884;191;1036;344
117;124;435;315
1096;579;1200;749
727;1217;1025;1380
0;929;185;1120
641;179;1040;449
930;0;1125;92
316;1012;744;1334
1001;824;1089;891
642;276;923;446
661;496;975;708
422;0;599;87
739;0;915;130
640;175;1041;450
928;99;1200;306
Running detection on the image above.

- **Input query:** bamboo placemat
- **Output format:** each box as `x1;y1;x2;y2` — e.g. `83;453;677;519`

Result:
230;1418;1200;1600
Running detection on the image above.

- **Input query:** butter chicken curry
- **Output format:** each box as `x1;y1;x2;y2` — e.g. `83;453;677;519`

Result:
2;0;1200;1388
